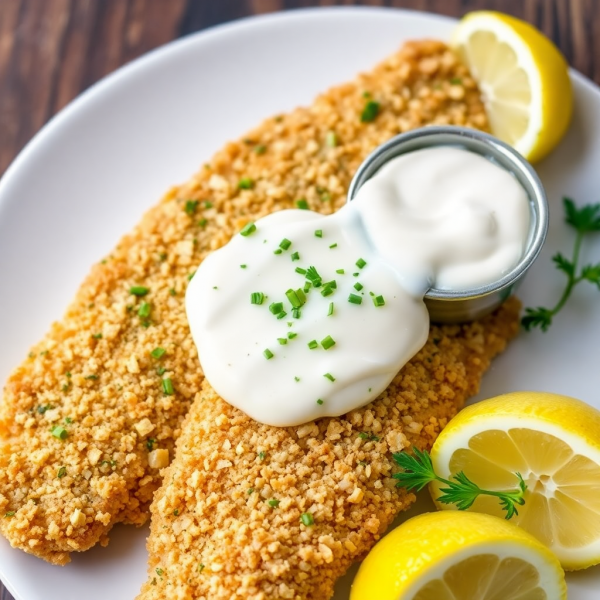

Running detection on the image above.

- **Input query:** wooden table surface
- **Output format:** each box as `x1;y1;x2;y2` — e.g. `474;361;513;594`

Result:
0;0;597;597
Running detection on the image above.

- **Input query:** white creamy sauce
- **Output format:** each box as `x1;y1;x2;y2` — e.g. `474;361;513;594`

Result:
186;147;530;426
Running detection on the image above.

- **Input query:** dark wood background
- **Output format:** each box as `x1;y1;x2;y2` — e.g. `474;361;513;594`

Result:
0;0;597;597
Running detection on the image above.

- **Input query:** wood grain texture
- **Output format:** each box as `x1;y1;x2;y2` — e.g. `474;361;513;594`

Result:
0;0;597;597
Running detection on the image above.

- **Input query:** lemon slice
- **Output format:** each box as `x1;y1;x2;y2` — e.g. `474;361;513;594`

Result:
430;392;600;570
452;11;572;162
350;511;565;600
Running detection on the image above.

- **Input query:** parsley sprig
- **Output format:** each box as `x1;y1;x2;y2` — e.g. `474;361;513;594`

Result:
392;447;527;520
523;198;600;332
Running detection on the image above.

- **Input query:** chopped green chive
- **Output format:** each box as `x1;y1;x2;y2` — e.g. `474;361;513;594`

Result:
254;144;267;155
92;333;102;339
65;417;73;424
162;378;174;395
240;264;247;269
274;248;283;255
4;511;15;518
147;438;156;451
354;282;363;291
238;177;254;189
188;272;196;281
130;286;149;296
51;426;68;440
308;340;318;350
305;266;322;287
314;230;323;238
450;77;462;85
353;272;359;277
373;295;385;307
151;347;166;360
277;311;288;320
321;286;334;297
269;302;284;315
291;251;300;261
327;302;334;316
85;374;98;380
303;282;311;293
240;222;257;236
251;292;265;305
294;376;300;382
259;451;266;460
198;218;208;227
184;200;199;215
291;308;301;319
156;568;164;577
321;335;336;350
263;349;274;360
317;399;324;405
57;466;67;479
361;100;380;122
247;488;254;495
268;499;280;508
138;302;151;318
326;131;338;147
279;238;292;251
296;199;309;210
277;338;287;345
348;294;363;305
286;288;306;308
324;373;335;382
356;258;367;269
157;366;166;376
204;201;213;208
300;512;314;526
329;243;338;249
295;267;307;275
287;332;297;339
169;288;177;296
336;269;345;274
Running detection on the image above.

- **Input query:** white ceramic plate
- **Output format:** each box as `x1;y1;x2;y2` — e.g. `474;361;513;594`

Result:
0;6;599;599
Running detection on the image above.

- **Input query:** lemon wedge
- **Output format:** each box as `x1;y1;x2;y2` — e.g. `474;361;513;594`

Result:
430;392;600;570
452;11;572;162
350;511;566;600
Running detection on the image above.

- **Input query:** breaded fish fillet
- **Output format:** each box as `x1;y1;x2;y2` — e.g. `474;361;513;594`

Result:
0;40;516;567
138;302;519;600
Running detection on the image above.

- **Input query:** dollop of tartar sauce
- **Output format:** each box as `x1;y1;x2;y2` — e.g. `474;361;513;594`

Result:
186;147;530;426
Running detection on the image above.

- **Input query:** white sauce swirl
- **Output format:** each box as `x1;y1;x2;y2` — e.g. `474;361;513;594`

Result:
186;147;530;426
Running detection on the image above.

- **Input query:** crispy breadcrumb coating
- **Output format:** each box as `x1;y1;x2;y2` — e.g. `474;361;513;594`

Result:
138;303;519;600
0;40;517;571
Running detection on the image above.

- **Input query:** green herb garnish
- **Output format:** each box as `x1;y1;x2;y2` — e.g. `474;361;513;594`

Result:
130;286;149;296
277;338;287;345
393;447;527;520
323;373;335;382
361;100;380;122
300;512;314;526
92;333;102;339
162;378;174;395
254;144;267;155
354;282;363;291
268;499;280;508
321;335;336;350
138;302;151;318
326;131;338;147
308;340;318;350
263;349;274;360
327;302;334;316
314;230;323;238
523;198;600;331
184;200;199;215
238;177;254;189
151;347;166;360
291;251;300;261
316;399;324;405
296;199;309;210
356;258;367;269
287;332;297;339
269;302;283;315
279;238;292;250
57;467;67;479
51;425;68;440
373;295;385;307
251;292;265;305
240;222;257;236
348;293;362;305
295;267;307;275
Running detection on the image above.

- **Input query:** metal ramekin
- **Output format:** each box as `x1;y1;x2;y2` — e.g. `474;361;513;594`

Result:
347;126;548;323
